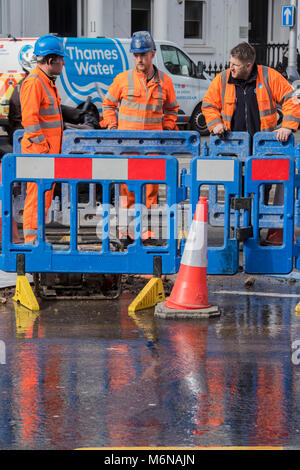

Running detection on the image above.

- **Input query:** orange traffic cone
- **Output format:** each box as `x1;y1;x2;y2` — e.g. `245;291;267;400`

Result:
165;197;210;309
155;197;219;319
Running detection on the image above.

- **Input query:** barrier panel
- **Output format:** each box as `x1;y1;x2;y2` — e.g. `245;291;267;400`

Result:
243;155;295;274
206;132;250;227
204;131;251;162
187;155;242;275
8;130;300;279
0;153;181;276
60;129;199;227
206;132;300;229
12;130;26;225
253;131;296;155
12;129;199;227
253;132;299;229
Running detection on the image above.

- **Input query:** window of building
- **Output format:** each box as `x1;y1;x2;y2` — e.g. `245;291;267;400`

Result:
161;45;195;77
184;0;204;39
131;0;151;35
49;0;77;36
79;0;85;37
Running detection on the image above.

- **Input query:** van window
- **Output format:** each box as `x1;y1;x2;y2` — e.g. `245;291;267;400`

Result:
161;45;194;77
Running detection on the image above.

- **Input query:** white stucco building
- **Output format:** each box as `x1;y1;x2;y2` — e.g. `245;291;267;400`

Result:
0;0;298;66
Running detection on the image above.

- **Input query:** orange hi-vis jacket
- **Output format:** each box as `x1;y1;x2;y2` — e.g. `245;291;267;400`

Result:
102;66;178;211
202;65;300;133
21;65;63;154
20;66;63;242
102;66;179;130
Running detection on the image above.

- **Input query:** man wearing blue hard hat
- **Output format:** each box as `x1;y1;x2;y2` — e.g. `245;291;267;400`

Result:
20;34;66;243
102;31;179;242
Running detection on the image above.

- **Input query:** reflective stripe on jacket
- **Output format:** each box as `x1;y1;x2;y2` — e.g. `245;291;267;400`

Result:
202;65;300;132
102;66;179;130
20;66;63;154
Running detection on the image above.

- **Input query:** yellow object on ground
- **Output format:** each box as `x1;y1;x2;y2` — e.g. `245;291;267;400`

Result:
13;275;40;311
128;277;165;313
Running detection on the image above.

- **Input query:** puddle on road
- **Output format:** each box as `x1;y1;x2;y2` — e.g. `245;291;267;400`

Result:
0;276;300;449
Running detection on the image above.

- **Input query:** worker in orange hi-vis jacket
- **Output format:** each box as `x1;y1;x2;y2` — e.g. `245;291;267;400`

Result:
102;31;179;241
20;35;65;244
202;42;300;246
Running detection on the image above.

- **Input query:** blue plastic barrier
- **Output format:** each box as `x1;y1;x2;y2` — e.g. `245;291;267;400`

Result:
243;155;295;274
253;131;295;156
206;132;250;227
206;132;251;162
12;130;199;226
187;155;242;275
12;129;23;153
62;129;200;155
253;132;297;228
207;131;300;229
0;152;181;275
12;130;26;224
60;130;199;226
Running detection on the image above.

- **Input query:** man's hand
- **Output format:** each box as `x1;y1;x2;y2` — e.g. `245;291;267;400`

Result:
273;127;292;142
212;123;227;135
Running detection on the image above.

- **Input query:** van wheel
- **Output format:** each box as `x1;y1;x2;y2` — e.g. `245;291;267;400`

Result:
190;103;209;136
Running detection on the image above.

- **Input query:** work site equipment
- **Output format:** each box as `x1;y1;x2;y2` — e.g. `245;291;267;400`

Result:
1;130;300;312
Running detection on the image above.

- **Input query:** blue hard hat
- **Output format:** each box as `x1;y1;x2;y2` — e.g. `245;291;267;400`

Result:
130;31;156;53
34;34;65;57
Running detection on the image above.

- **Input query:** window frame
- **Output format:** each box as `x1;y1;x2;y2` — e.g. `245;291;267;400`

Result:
184;0;206;45
131;0;152;36
160;44;197;78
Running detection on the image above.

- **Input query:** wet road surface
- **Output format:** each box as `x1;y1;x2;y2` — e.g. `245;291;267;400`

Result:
0;272;300;450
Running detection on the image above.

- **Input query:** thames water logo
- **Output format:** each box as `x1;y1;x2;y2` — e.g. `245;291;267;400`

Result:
0;340;5;365
18;44;34;67
60;38;129;110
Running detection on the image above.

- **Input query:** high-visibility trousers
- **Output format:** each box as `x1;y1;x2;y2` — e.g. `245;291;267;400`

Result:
120;183;159;209
23;182;55;243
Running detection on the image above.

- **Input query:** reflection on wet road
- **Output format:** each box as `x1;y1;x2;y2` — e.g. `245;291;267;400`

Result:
0;274;300;449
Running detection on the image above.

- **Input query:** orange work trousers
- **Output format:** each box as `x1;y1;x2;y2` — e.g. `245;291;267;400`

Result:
120;183;159;209
23;182;55;243
120;152;159;209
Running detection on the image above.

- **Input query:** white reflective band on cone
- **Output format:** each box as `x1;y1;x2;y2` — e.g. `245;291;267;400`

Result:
181;220;207;268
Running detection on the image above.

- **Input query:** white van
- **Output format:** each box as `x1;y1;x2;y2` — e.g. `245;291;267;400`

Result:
0;36;211;136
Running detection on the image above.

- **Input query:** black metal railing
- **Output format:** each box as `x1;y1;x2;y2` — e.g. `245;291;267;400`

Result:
202;62;230;77
251;42;288;72
203;43;289;78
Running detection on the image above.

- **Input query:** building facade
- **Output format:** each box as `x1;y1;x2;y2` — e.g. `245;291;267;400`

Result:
0;0;298;66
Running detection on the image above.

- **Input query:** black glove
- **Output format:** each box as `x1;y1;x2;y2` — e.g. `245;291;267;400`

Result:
61;105;82;124
82;111;101;129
